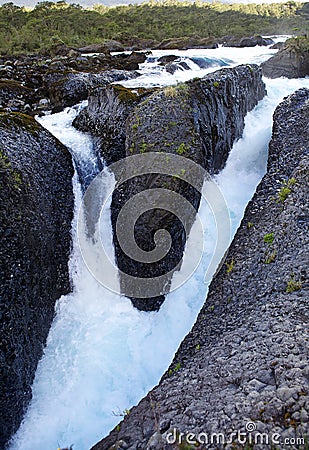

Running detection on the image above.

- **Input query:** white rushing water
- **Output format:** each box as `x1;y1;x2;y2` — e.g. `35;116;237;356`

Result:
119;36;289;88
9;45;309;450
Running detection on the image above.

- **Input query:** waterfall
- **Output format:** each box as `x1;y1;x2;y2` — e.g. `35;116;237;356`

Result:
8;52;309;450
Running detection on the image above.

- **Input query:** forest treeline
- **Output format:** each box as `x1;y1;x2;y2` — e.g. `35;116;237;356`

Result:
0;0;308;55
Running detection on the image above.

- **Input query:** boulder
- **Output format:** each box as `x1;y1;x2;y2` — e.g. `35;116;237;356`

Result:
270;41;285;50
0;112;74;448
158;55;178;65
261;37;309;78
165;60;191;74
41;43;80;58
112;51;147;70
222;35;274;47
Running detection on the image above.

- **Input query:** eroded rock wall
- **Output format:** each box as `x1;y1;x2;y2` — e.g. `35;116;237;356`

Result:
0;113;74;447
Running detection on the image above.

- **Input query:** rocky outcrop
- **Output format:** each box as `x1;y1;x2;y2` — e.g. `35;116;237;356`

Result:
74;65;266;311
0;51;143;114
0;113;74;448
270;41;285;50
155;36;218;50
221;35;274;47
45;69;140;113
0;79;35;113
92;88;309;450
113;51;147;69
261;36;309;78
73;84;154;165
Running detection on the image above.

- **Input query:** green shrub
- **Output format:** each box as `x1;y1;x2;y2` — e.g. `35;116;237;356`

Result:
176;143;187;155
263;233;274;245
286;275;302;293
226;258;235;273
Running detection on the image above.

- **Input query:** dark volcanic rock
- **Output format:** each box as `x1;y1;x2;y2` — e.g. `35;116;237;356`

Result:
41;43;81;58
75;65;265;311
44;69;140;113
91;87;309;450
73;84;153;165
112;51;147;70
261;40;309;78
158;55;178;65
270;41;285;50
0;79;35;112
0;52;142;114
164;60;191;74
0;113;74;448
113;65;265;311
222;35;274;48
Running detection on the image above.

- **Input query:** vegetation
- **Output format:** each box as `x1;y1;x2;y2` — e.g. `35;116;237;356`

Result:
226;258;235;274
265;249;277;264
0;1;308;55
0;148;22;189
113;85;139;103
277;177;297;202
176;143;188;155
263;232;275;244
285;35;309;52
168;361;181;376
164;86;178;98
286;274;302;293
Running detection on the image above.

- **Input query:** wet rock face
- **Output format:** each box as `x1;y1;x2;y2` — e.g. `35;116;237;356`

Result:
261;41;309;78
73;84;153;165
91;88;309;450
74;65;265;311
0;113;74;448
191;66;266;172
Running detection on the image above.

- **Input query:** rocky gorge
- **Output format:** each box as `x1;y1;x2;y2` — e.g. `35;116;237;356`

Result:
92;87;309;450
0;38;308;450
